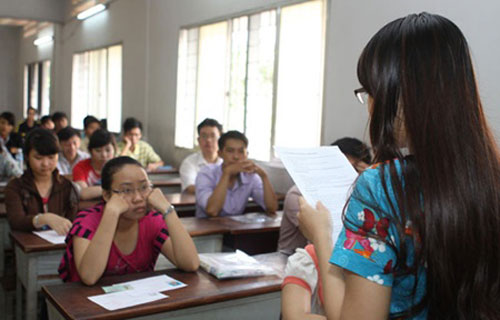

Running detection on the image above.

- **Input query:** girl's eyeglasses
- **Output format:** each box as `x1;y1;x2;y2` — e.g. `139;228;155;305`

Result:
354;88;368;104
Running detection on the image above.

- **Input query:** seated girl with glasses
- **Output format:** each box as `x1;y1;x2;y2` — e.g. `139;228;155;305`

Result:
73;129;116;200
59;156;199;284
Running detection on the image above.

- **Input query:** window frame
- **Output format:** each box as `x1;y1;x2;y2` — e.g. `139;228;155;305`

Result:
70;42;123;132
174;0;327;160
23;59;51;117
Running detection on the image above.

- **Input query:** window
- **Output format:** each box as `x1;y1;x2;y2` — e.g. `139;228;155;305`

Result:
175;0;325;160
23;60;51;116
71;44;122;132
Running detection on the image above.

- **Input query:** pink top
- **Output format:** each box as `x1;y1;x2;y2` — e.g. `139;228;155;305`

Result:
58;203;169;282
72;158;101;186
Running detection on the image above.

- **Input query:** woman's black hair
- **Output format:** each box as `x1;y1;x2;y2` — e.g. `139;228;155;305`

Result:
352;12;500;319
101;156;143;191
24;128;60;167
88;129;116;152
331;137;372;164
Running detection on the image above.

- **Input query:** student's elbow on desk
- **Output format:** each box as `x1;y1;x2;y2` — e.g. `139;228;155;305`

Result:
179;256;200;272
204;206;220;217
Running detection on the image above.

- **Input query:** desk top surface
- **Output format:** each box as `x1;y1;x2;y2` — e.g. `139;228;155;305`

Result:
10;211;283;253
42;252;286;320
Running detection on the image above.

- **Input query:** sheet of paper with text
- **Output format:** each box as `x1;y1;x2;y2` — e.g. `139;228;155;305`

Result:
275;146;358;244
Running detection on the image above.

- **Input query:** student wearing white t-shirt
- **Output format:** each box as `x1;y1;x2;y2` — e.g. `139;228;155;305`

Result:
179;119;223;194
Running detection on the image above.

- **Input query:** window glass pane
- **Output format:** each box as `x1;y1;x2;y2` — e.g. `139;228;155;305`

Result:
246;10;276;160
23;65;28;112
71;45;122;131
226;16;248;133
196;21;228;127
175;28;198;148
29;63;39;111
41;60;51;116
107;45;122;133
71;52;89;129
275;0;324;150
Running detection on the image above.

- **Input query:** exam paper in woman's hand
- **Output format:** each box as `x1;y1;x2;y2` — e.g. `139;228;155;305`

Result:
275;146;358;243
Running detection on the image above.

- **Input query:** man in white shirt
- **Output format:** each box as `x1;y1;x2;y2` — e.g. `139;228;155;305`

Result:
179;118;223;194
56;126;89;176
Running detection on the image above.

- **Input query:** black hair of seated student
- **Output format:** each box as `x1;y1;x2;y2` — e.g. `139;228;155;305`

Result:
197;118;223;135
0;111;16;126
88;129;116;151
217;130;248;150
83;115;100;130
331;137;372;164
40;115;52;126
354;12;500;319
23;128;60;167
51;112;68;122
101;156;143;192
122;117;142;133
57;126;80;142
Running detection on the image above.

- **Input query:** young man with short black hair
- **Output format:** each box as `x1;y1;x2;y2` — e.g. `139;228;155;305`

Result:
0;112;23;158
179;118;223;194
117;117;163;171
52;112;68;133
18;107;39;139
80;115;101;152
195;130;278;217
56;127;89;175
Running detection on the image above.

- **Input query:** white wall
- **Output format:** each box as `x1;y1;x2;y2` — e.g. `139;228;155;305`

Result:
16;0;500;166
0;26;21;118
0;0;65;23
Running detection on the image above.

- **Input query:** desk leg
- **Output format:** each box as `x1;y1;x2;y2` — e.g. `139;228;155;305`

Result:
16;278;22;320
26;257;38;320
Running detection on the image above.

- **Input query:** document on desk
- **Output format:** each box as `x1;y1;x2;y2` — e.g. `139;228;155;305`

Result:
111;274;187;292
32;230;66;244
88;290;168;311
275;146;358;243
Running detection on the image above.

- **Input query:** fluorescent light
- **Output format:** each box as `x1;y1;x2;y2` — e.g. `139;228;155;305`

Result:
77;3;107;20
33;36;53;46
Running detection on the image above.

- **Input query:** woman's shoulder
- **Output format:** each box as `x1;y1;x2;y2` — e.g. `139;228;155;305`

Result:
74;203;105;224
354;158;405;201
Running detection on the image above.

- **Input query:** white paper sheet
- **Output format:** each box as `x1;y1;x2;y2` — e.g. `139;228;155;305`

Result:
275;146;358;243
32;230;66;244
114;274;187;292
88;290;168;311
89;275;187;311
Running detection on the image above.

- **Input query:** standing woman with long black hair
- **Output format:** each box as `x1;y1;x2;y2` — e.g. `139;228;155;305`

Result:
297;12;500;319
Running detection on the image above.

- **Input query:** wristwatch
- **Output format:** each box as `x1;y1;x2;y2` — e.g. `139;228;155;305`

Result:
162;205;175;219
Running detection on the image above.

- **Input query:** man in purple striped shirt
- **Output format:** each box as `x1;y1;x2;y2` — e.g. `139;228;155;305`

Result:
195;131;278;218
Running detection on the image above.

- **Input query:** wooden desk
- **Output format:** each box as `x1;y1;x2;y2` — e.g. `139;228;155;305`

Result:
43;252;287;320
148;167;179;175
10;231;65;320
11;212;283;320
152;177;181;193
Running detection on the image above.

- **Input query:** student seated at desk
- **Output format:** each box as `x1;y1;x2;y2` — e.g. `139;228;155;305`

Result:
58;156;199;284
52;111;68;134
117;117;164;171
180;118;223;194
0;111;23;159
0;139;23;180
80;115;101;152
17;106;39;140
278;137;371;256
195;130;278;218
5;128;78;234
73;129;115;200
40;115;55;131
56;127;89;176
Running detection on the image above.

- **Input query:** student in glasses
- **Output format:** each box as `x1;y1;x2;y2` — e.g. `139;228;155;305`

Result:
295;12;500;319
179;118;223;194
59;156;199;284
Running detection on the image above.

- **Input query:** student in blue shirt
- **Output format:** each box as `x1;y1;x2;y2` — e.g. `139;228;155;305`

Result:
296;13;500;319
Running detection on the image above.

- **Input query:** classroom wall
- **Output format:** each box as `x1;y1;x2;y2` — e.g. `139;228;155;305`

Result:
0;0;65;23
0;26;21;117
15;0;500;167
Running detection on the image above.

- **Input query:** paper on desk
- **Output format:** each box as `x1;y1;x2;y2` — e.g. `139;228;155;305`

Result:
111;274;187;292
32;230;66;244
275;146;358;244
88;290;168;311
